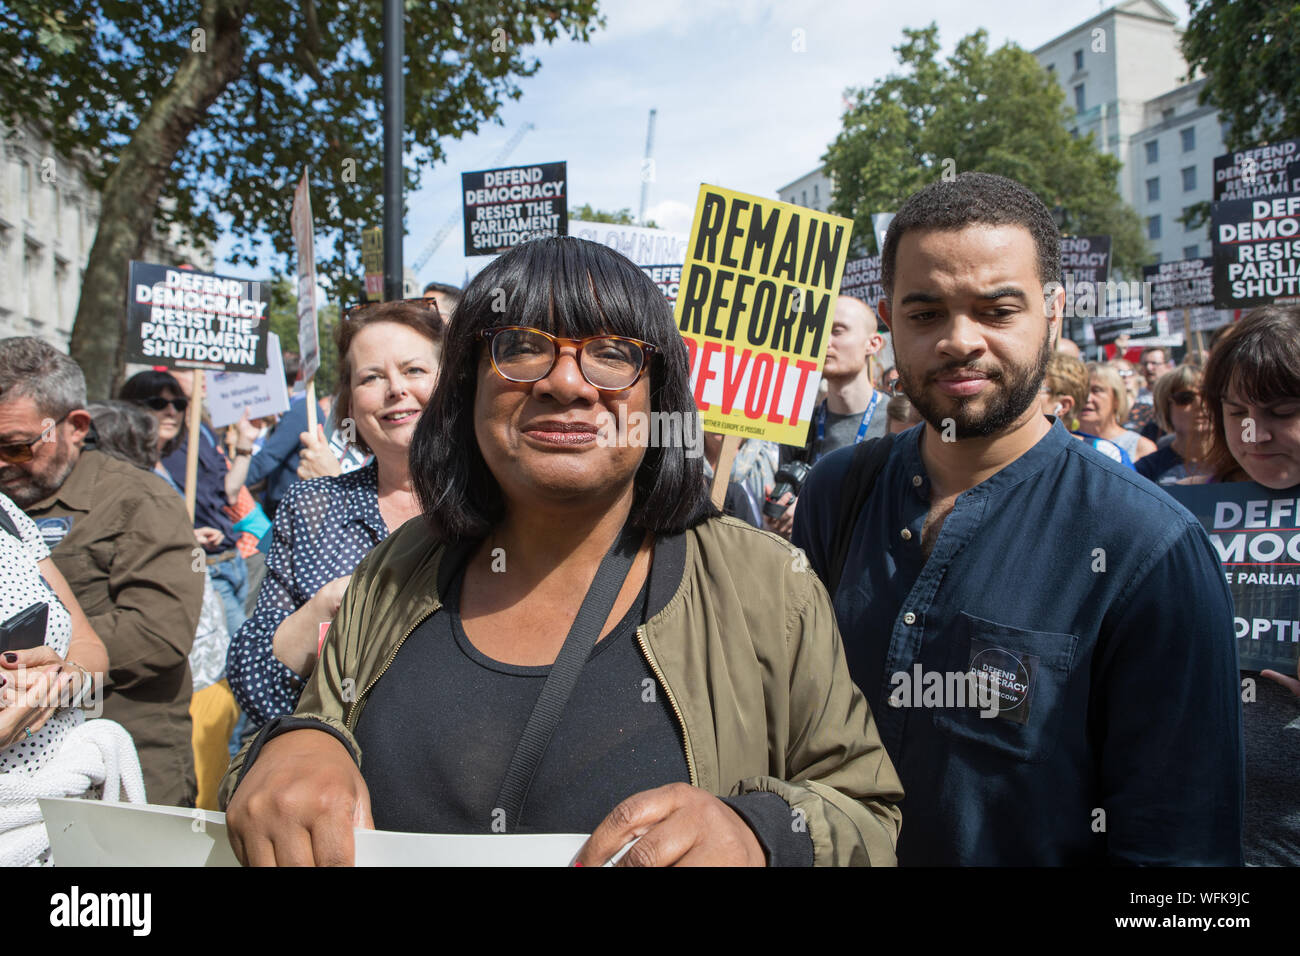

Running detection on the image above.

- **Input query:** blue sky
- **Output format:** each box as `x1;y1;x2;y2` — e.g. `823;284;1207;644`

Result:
213;0;1189;295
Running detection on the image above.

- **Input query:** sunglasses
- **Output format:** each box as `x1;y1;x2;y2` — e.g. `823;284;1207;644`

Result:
0;412;70;465
479;327;657;392
1171;390;1200;407
344;297;442;323
141;396;189;413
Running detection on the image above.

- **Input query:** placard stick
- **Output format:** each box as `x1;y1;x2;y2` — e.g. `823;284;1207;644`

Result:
305;378;318;436
184;370;203;522
710;434;740;510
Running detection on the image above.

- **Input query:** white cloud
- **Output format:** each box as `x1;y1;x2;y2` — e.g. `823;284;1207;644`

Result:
645;199;696;236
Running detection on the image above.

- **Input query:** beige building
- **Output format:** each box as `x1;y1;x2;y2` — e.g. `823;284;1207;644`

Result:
1033;0;1227;265
0;119;209;350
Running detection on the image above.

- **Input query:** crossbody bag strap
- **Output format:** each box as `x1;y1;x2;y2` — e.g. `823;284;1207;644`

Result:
494;521;643;832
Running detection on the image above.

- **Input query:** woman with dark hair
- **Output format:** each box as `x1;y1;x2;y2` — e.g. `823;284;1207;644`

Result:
120;368;258;633
109;384;240;810
226;298;442;727
220;237;902;867
1182;304;1300;866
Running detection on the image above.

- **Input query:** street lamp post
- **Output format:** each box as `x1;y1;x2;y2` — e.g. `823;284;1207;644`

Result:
383;0;404;302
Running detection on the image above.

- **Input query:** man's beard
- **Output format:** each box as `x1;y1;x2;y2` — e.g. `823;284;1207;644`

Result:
897;331;1052;440
0;442;77;509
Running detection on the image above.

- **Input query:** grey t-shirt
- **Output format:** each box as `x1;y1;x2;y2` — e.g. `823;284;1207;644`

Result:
1243;673;1300;865
813;392;890;462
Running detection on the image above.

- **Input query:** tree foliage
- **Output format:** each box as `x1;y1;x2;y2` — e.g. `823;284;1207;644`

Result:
569;203;658;228
0;0;602;396
1183;0;1300;152
824;25;1148;276
265;276;340;396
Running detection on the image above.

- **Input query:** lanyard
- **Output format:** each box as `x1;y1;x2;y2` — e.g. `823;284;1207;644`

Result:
814;391;880;463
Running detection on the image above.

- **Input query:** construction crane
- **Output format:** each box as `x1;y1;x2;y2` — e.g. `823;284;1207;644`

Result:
409;121;536;278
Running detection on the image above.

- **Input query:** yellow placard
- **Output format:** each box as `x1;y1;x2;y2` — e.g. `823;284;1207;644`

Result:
673;185;854;446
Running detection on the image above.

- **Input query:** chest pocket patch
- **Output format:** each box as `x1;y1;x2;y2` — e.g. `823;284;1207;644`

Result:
932;612;1078;763
34;516;74;551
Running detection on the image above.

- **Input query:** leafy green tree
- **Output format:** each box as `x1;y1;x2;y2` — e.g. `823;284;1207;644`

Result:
1183;0;1299;151
265;276;339;396
824;25;1148;276
0;0;603;398
1179;0;1299;230
569;204;659;228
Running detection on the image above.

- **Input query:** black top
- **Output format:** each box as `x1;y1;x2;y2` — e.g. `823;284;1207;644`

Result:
1134;442;1183;484
252;530;814;864
354;551;690;835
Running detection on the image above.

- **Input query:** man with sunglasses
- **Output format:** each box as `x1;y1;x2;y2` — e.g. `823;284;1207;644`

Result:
0;338;203;806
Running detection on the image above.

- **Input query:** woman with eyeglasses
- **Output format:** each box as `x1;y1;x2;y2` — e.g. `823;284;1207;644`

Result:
219;237;902;867
119;372;232;552
1134;365;1211;485
225;298;442;729
1078;363;1157;461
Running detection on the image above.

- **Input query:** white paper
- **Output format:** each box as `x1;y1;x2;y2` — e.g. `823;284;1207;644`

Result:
40;798;240;867
39;798;588;867
205;332;291;428
352;830;587;867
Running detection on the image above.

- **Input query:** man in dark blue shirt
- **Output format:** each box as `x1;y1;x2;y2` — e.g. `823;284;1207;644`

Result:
793;172;1243;865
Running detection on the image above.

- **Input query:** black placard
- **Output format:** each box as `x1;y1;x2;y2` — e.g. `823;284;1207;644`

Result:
462;161;567;256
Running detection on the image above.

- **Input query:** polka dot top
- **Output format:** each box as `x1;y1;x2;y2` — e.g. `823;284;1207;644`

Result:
226;462;387;725
0;493;82;776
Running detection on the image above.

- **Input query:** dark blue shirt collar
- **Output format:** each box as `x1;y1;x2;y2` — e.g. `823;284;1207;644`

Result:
897;416;1072;504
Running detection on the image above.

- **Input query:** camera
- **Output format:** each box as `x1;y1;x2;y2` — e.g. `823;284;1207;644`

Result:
763;461;811;519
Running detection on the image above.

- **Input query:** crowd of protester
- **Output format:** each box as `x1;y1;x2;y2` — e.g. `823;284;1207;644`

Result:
0;172;1295;867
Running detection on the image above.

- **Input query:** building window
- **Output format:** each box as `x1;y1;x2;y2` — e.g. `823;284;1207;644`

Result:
1074;50;1084;71
1161;107;1175;122
801;190;807;206
1148;215;1162;240
1183;244;1199;259
20;163;33;218
1145;140;1158;163
1074;84;1085;111
1046;63;1055;75
813;183;819;205
1181;126;1195;152
1182;166;1197;192
1146;177;1160;202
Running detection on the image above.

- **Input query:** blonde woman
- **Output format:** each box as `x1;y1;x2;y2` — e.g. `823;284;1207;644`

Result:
1078;363;1157;460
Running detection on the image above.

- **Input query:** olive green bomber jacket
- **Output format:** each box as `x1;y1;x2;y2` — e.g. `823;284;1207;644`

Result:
219;515;903;865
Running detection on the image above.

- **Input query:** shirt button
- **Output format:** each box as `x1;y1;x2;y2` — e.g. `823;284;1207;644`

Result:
912;475;922;487
903;612;916;625
900;528;912;541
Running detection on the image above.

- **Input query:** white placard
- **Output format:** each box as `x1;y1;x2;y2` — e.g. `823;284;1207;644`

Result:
40;797;588;867
205;332;291;429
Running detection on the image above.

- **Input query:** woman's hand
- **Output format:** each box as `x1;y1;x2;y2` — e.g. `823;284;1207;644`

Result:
574;783;766;867
0;646;65;749
271;575;352;677
225;728;373;866
297;425;342;480
1262;662;1300;699
195;527;224;549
